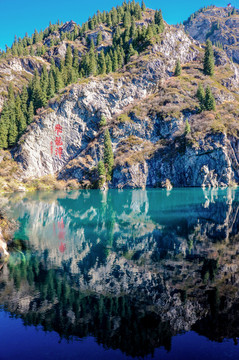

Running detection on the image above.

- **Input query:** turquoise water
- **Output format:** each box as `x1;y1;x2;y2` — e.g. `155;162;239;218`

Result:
1;188;239;359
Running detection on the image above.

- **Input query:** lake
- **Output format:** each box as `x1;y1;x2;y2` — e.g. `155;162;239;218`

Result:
1;188;239;359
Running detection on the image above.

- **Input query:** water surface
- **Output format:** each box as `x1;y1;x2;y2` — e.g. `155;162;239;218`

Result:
1;188;239;359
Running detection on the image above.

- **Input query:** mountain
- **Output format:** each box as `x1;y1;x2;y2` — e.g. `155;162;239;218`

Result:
0;2;239;191
184;4;239;63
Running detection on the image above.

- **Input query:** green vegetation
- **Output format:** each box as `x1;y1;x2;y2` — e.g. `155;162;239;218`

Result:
196;83;205;112
174;60;182;77
204;39;215;76
196;83;215;112
99;115;107;127
205;85;216;111
97;160;106;188
184;119;191;134
0;0;166;150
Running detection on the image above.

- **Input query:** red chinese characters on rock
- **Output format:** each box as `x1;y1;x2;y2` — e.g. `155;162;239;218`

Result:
50;124;64;159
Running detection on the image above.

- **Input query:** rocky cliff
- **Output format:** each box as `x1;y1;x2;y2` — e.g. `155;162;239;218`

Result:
14;26;239;189
184;5;239;63
0;5;239;189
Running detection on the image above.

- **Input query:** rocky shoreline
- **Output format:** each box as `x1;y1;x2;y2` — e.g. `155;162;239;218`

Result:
0;211;15;261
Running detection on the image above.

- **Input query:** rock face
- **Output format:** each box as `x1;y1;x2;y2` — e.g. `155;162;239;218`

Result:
14;28;199;184
4;12;239;189
113;133;239;189
184;6;239;64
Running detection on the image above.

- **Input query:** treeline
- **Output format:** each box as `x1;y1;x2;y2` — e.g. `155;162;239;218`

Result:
1;22;63;58
0;0;165;149
0;47;80;148
80;7;164;77
1;0;153;59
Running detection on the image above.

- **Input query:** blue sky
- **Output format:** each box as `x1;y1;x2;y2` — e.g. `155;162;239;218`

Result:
0;0;238;51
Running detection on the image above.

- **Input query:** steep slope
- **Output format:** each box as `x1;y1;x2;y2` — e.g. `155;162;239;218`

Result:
184;5;239;63
0;56;49;111
1;3;239;189
13;28;199;181
13;24;239;189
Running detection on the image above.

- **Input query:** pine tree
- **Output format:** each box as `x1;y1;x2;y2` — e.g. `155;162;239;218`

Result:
111;7;118;26
90;38;95;50
104;129;114;180
112;51;118;72
65;45;72;68
141;0;146;11
54;68;64;92
174;59;182;76
81;53;90;77
97;31;103;46
20;85;28;116
99;115;107;127
205;86;216;111
106;54;112;73
18;111;27;134
47;72;55;99
15;95;26;134
98;160;106;188
88;48;97;76
8;116;18;147
127;44;138;62
130;20;136;38
31;70;44;110
40;86;47;107
33;29;39;44
106;13;112;27
8;83;15;103
0;105;10;148
117;46;124;67
146;25;154;41
135;3;142;20
154;9;164;33
27;101;34;125
123;11;131;28
204;39;214;76
74;25;79;40
196;83;205;111
98;50;106;74
40;64;48;93
185;119;191;135
73;48;79;72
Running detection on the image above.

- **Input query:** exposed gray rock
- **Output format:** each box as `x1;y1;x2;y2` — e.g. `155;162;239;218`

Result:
14;28;200;182
184;6;239;64
60;20;77;33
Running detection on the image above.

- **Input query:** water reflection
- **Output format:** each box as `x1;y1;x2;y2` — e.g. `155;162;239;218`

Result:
1;188;239;357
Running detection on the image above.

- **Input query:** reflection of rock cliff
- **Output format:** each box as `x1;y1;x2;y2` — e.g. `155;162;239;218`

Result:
1;189;239;356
